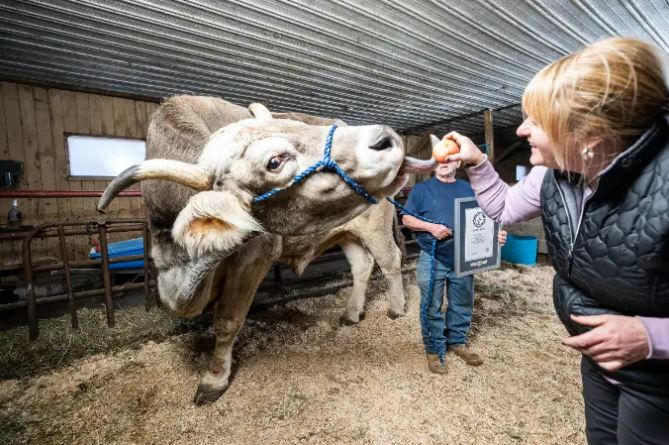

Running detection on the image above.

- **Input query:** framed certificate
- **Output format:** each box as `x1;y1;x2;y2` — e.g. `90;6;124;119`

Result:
454;197;501;277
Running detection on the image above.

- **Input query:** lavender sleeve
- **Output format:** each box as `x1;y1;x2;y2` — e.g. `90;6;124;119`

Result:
465;158;547;225
640;317;669;359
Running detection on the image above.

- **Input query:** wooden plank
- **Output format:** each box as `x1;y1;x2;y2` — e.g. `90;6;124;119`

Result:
112;97;131;217
81;94;99;216
0;84;8;159
104;95;121;217
0;83;12;266
124;99;142;217
92;93;109;212
125;99;140;139
75;92;91;135
61;90;83;259
33;87;59;259
33;86;58;222
60;90;78;137
100;95;115;137
484;109;495;165
47;88;71;222
112;97;128;137
3;82;27;237
18;84;53;260
135;101;148;138
84;94;103;221
18;84;40;227
3;82;26;179
145;101;159;120
89;93;103;136
136;101;153;219
75;92;96;257
112;97;128;217
97;95;119;216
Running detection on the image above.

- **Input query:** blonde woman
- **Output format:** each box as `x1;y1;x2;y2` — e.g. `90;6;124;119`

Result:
444;37;669;444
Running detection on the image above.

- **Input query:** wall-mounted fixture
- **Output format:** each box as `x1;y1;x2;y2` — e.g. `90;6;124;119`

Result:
0;160;23;188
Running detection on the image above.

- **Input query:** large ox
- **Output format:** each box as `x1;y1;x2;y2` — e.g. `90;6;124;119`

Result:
99;96;434;404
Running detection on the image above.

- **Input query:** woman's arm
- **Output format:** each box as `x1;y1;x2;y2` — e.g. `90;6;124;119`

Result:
442;131;545;225
466;159;546;225
563;314;669;371
640;317;669;359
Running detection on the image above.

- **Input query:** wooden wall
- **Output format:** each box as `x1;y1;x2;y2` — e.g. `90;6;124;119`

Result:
0;81;159;267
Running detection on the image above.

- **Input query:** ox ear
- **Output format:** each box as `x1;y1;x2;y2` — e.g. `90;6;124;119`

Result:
172;190;264;258
248;103;273;122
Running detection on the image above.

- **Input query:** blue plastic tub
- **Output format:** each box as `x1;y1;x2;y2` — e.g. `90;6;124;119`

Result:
89;237;145;270
501;234;538;266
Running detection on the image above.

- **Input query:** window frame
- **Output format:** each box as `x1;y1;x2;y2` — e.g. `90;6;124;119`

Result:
65;133;146;181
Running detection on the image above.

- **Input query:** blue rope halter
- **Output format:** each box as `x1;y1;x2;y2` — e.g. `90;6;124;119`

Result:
253;125;378;205
252;124;447;363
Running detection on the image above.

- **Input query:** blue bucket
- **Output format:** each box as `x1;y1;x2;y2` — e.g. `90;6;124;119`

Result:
89;237;144;269
501;234;538;266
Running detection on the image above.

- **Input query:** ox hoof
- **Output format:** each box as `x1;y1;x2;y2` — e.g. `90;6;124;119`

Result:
387;309;406;319
193;384;228;406
339;311;365;326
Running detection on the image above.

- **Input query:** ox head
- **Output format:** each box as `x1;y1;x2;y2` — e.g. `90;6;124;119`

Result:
99;103;435;258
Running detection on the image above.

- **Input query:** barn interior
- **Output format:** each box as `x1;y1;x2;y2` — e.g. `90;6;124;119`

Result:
3;0;666;289
1;2;668;444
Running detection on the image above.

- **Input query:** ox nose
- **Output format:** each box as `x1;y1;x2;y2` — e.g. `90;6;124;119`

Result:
368;126;399;151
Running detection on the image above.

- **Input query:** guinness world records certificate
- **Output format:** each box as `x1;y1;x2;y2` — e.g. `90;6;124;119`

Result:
454;197;501;277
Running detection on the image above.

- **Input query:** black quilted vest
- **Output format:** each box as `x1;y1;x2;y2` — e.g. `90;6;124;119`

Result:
540;117;669;393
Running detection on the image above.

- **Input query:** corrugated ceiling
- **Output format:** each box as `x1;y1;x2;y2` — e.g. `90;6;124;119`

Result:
1;0;668;138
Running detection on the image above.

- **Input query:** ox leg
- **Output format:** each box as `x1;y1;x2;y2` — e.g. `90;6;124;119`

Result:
339;240;374;325
365;233;406;319
193;257;272;405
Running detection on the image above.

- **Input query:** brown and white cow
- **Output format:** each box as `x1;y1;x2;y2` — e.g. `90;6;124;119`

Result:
99;96;434;404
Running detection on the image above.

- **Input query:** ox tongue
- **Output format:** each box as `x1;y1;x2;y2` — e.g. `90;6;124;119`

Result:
401;156;437;174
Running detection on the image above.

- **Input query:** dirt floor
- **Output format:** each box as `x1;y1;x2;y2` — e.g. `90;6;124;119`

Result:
0;263;585;445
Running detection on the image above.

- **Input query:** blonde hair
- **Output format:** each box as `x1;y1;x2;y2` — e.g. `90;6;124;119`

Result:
522;37;668;173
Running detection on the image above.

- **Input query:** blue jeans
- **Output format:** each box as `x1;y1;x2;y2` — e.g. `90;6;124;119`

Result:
416;250;474;355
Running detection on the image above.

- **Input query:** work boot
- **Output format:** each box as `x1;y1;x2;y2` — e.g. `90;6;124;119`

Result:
449;344;483;366
426;353;448;375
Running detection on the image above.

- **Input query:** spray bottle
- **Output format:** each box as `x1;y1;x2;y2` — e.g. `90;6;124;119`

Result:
7;199;23;228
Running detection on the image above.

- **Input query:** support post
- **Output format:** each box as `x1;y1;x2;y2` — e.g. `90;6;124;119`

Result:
484;109;494;164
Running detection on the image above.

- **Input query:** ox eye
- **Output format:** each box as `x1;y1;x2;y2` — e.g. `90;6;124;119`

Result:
267;154;288;172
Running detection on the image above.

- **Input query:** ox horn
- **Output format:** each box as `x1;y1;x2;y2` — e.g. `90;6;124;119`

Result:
98;159;212;211
248;103;273;121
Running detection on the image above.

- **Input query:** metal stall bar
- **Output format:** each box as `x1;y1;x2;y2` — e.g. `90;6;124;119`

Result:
142;224;152;311
22;228;38;340
97;221;114;327
0;283;147;312
57;224;78;329
17;218;152;339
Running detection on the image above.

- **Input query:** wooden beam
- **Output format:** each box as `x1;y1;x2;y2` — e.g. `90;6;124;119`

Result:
484;109;494;164
493;141;522;166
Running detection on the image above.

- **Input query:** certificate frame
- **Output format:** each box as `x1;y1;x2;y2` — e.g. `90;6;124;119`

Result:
454;197;501;277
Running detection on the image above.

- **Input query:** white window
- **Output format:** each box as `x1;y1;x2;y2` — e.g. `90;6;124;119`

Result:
67;135;146;179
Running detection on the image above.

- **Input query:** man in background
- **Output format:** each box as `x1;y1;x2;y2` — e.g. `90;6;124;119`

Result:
402;160;506;374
